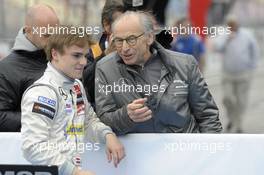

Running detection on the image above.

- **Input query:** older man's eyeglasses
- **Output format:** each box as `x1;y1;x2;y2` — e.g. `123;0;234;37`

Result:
113;33;145;48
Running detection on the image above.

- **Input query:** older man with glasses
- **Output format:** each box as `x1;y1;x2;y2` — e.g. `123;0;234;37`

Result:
95;11;222;135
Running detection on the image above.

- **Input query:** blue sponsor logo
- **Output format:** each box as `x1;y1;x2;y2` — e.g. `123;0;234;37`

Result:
38;96;56;107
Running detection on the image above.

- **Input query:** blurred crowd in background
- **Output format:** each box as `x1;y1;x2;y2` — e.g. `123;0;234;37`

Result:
0;0;263;133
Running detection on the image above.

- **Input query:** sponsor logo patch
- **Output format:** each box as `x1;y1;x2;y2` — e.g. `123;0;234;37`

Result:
72;155;81;166
32;102;56;119
38;96;56;107
65;123;84;136
73;84;85;115
65;103;72;114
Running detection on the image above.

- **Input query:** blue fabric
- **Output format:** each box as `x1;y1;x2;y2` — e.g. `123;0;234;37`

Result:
170;35;205;62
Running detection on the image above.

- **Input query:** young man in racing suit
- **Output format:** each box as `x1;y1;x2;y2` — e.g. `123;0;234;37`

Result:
21;28;125;175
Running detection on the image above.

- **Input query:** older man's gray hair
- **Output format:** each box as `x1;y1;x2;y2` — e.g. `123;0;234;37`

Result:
111;11;154;34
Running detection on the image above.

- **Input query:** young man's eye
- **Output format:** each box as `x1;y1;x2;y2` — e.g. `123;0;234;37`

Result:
72;54;82;58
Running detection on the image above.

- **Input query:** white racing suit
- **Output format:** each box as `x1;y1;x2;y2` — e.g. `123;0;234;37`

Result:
21;62;113;175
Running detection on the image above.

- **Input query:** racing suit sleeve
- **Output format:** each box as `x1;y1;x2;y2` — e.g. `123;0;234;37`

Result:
187;56;222;133
77;80;114;143
21;86;75;175
94;68;135;135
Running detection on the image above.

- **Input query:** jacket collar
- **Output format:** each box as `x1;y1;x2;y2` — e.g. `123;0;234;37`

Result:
12;28;39;52
116;41;175;74
151;41;176;74
46;62;75;91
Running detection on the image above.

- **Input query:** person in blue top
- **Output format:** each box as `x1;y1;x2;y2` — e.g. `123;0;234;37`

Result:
170;17;206;72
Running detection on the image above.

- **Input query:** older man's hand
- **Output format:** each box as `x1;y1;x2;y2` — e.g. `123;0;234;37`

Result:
127;98;152;122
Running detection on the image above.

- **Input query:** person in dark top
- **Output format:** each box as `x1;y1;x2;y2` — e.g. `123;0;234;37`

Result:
0;4;59;132
82;0;125;106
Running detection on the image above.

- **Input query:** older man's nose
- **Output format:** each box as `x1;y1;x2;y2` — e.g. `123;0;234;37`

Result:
121;40;130;51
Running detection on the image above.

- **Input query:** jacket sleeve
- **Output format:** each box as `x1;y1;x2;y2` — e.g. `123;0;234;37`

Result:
187;56;222;133
21;86;75;175
0;74;21;132
94;68;135;135
77;80;113;143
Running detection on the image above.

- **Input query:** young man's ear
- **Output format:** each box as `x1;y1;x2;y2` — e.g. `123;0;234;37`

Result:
51;48;59;61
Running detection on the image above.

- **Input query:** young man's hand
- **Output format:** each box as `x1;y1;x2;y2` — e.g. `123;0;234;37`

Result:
105;133;125;167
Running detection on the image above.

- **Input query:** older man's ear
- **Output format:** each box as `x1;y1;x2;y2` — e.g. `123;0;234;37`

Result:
146;33;155;46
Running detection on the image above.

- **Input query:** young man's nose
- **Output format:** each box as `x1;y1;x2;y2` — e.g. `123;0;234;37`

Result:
80;55;87;66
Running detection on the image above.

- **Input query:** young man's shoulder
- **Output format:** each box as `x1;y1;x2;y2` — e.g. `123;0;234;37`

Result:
24;73;59;100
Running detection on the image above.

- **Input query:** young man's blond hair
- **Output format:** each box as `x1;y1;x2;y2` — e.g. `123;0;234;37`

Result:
45;26;94;61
